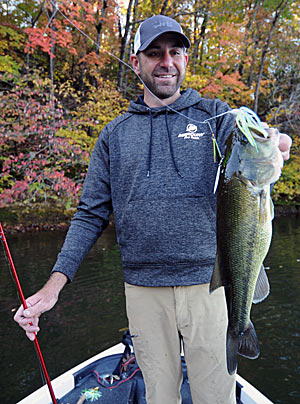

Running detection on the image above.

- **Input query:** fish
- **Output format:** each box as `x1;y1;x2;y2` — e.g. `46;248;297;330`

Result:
210;107;283;375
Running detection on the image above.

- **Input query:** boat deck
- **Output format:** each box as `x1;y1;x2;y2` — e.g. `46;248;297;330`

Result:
59;353;241;404
17;342;273;404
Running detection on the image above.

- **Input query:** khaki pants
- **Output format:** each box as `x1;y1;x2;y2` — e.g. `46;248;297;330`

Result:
125;282;236;404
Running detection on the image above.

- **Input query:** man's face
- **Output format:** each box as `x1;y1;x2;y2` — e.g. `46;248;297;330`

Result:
131;33;188;103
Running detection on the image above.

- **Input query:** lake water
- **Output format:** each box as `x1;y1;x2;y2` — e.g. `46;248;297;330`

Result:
0;215;299;404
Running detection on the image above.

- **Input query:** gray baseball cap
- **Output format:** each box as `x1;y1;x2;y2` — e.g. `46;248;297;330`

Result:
134;15;191;54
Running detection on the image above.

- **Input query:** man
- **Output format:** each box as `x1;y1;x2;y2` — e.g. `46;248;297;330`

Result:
14;15;292;404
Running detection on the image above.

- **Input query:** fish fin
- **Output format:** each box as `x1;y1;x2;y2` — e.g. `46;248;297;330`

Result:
209;256;227;293
270;196;274;220
253;264;270;304
238;322;260;359
226;329;239;375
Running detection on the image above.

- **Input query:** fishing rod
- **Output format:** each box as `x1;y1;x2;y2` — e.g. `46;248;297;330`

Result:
0;222;58;404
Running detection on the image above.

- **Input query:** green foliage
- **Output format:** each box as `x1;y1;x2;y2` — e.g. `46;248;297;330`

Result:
0;0;299;214
0;22;25;78
0;55;21;76
57;75;129;153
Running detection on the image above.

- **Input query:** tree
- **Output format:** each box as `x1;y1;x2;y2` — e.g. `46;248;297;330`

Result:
253;0;289;112
118;0;135;91
0;72;89;208
1;0;299;212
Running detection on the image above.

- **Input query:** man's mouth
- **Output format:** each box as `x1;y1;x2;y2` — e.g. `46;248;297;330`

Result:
154;74;177;80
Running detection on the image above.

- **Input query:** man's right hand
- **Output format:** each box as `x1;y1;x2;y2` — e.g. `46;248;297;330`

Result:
14;272;68;341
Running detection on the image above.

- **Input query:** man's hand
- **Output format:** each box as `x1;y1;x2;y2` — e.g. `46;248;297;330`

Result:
262;123;292;161
278;132;292;161
14;272;68;341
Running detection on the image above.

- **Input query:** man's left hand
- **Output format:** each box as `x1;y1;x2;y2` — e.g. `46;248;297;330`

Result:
262;123;292;161
278;132;292;161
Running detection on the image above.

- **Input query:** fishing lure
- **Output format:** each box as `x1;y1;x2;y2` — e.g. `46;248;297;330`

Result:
231;107;268;148
81;387;102;401
213;107;268;193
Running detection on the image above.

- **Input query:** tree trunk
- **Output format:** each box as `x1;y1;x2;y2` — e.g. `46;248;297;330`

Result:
49;32;55;85
122;0;139;97
191;0;211;72
26;1;45;75
45;1;58;85
238;0;261;77
118;0;135;91
254;0;289;113
160;0;169;15
95;0;108;55
197;11;210;71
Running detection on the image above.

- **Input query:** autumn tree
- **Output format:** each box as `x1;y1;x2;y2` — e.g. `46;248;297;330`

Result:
0;72;88;208
1;0;299;212
0;0;32;78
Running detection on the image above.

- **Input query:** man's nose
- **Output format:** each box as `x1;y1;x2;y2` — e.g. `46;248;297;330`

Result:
159;51;174;68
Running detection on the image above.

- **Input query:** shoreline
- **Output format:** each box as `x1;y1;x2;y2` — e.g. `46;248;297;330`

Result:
1;205;298;235
1;222;71;235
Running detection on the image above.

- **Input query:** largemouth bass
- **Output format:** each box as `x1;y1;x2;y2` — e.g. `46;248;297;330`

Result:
210;108;283;375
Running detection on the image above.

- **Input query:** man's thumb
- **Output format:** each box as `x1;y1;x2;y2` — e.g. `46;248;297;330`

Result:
23;295;42;317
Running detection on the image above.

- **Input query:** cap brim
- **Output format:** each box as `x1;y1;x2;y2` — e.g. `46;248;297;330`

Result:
138;31;191;53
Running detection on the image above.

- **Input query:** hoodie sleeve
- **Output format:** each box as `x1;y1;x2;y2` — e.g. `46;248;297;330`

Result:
51;126;113;282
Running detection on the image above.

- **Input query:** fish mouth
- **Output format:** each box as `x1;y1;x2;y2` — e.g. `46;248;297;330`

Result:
249;127;271;141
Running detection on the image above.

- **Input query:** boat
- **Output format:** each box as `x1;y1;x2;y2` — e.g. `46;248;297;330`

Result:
17;332;273;404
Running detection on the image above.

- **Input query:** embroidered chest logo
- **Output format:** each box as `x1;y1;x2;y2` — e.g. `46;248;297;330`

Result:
178;124;205;140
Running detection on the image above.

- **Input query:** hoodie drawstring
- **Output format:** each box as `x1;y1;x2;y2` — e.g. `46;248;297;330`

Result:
146;110;182;178
146;110;153;177
165;110;182;177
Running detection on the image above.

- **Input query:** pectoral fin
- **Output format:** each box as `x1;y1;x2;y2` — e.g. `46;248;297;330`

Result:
253;264;270;304
270;196;274;220
210;255;228;293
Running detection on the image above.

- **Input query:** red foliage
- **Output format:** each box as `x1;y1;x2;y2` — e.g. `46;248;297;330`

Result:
0;74;89;208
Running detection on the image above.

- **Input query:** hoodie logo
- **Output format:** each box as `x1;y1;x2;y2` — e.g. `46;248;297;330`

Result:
178;124;205;140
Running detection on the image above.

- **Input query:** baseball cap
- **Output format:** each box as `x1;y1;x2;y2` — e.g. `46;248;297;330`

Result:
134;15;191;54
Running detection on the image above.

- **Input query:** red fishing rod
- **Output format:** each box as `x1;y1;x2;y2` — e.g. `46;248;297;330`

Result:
0;222;58;404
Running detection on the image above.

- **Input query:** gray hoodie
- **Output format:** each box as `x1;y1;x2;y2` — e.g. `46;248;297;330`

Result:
51;88;235;286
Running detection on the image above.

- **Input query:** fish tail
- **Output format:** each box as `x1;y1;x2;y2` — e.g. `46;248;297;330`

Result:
226;329;239;375
238;321;260;359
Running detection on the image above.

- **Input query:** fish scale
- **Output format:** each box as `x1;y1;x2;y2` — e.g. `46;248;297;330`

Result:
210;112;283;376
218;178;272;331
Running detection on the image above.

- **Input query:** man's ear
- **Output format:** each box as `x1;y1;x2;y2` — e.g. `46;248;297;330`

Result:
130;54;140;75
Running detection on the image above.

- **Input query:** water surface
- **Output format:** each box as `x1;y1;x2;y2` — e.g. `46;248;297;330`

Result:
0;216;299;403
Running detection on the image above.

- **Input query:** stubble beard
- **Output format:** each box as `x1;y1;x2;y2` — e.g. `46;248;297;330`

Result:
139;68;185;100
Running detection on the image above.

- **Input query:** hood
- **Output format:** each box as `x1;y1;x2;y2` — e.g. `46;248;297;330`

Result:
128;88;203;178
128;88;201;115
